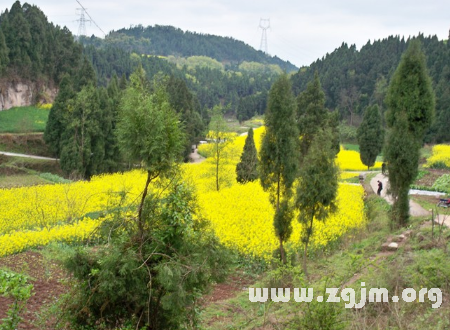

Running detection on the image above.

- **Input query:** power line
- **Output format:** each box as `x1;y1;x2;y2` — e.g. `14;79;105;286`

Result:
75;0;106;37
259;18;270;55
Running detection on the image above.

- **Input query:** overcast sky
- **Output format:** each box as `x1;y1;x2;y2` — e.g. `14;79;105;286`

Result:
12;0;450;67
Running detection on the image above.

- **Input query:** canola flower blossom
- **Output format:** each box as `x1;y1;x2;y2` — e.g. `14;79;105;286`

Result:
425;144;450;169
337;146;382;171
1;126;366;259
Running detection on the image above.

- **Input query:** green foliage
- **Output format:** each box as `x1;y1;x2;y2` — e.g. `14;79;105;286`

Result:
62;183;230;330
117;67;185;176
338;123;358;143
385;40;435;141
357;104;384;169
0;270;33;330
385;40;435;227
0;106;49;133
81;25;297;72
0;2;82;82
236;128;258;183
260;73;298;263
296;129;339;275
207;105;234;191
432;174;450;193
39;172;71;184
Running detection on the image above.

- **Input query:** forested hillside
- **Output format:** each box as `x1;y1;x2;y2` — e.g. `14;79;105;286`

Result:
291;34;450;143
80;25;297;72
0;1;81;85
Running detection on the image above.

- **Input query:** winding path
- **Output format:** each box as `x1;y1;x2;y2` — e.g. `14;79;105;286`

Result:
369;173;449;226
0;151;58;161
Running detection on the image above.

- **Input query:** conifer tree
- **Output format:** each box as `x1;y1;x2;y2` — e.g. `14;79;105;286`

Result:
357;104;384;170
0;28;9;73
260;73;298;263
236;128;258;183
296;128;338;277
384;40;435;226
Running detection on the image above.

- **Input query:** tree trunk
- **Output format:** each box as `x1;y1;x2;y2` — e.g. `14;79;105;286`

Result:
276;173;287;264
138;170;154;235
302;213;314;278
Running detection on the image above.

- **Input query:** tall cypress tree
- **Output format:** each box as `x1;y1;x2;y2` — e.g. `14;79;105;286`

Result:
384;40;435;226
260;73;298;263
297;72;339;157
357;104;384;170
236;128;258;183
296;128;338;277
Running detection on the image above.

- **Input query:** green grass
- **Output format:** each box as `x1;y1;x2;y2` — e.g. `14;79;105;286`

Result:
0;106;50;133
0;174;51;188
342;143;359;152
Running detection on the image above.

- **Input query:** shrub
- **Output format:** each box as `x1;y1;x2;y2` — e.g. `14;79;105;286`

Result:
61;183;230;329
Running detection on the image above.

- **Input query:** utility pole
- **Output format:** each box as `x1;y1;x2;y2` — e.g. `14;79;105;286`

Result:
259;18;270;55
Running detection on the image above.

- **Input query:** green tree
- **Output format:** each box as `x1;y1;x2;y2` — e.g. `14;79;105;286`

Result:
116;67;185;231
297;72;331;158
384;40;435;226
296;129;339;277
260;73;298;263
62;183;229;329
207;105;234;191
236;128;258;183
44;74;75;156
0;28;9;74
357;104;384;170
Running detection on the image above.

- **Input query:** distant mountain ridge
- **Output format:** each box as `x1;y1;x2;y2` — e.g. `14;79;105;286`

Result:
80;25;298;72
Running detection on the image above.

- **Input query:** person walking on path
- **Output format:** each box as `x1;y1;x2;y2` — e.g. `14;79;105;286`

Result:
377;180;383;196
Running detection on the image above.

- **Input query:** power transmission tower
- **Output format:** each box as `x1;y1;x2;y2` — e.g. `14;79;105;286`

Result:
76;7;90;37
75;0;106;38
259;18;270;55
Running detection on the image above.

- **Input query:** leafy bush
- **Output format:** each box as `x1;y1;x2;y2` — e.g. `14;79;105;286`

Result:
338;123;358;143
61;183;230;329
432;174;450;193
39;172;71;184
0;270;33;330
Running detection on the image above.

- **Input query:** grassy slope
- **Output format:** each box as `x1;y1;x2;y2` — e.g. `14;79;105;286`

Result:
200;185;450;329
0;106;49;133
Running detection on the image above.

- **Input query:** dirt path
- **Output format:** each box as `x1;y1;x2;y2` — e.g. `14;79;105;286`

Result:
188;147;205;163
0;151;58;161
370;173;430;217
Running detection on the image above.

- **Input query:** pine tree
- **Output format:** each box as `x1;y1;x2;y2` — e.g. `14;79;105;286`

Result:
357;104;384;170
236;128;258;183
384;40;435;226
260;73;298;263
296;128;338;277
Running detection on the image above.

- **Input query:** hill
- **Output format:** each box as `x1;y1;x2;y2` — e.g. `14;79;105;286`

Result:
80;25;298;72
291;34;450;143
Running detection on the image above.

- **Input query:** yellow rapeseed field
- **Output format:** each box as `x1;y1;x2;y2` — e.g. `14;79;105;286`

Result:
0;126;367;259
425;144;450;168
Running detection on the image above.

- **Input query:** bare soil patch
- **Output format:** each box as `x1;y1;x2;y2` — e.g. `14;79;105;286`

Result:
0;251;69;330
415;168;448;188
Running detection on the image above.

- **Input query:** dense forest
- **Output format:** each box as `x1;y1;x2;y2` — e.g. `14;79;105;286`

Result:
291;34;450;143
80;25;298;72
0;1;82;85
2;1;450;151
